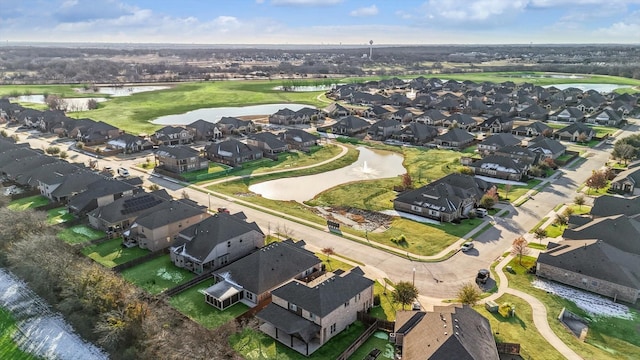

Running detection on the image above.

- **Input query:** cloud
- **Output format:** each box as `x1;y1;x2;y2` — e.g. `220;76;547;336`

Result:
350;5;378;17
597;10;640;39
423;0;529;21
54;0;137;23
530;0;640;7
270;0;342;6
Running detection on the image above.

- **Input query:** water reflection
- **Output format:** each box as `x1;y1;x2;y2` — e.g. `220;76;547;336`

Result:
151;103;311;125
248;147;405;202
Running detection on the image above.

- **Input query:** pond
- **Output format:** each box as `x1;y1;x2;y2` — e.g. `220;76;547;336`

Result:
151;103;312;125
75;85;171;97
544;83;630;93
248;146;405;202
272;84;335;92
11;95;108;111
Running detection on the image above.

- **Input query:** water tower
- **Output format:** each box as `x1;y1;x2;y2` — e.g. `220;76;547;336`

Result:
369;40;373;60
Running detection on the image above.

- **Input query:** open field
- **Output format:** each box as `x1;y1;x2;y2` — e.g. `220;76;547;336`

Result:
81;238;149;268
505;256;640;360
7;195;49;210
169;280;248;329
0;308;39;360
121;255;195;295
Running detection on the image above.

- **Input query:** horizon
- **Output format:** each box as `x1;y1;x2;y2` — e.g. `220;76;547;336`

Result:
2;1;639;45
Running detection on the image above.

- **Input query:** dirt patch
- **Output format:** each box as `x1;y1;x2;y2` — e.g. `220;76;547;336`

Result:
313;206;392;232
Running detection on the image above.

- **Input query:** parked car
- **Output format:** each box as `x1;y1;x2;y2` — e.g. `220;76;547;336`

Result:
117;167;130;177
475;208;488;218
217;207;230;214
412;301;421;311
476;269;490;284
461;242;474;252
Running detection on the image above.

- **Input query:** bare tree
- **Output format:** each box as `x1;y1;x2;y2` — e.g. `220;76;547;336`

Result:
511;236;530;266
321;247;335;270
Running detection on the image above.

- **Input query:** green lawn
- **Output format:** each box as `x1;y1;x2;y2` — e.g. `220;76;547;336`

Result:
527;242;548;250
46;207;75;224
347;332;394;360
230;322;367;360
497;179;542;203
121;255;195;295
0;308;40;360
505;256;640;360
7;195;50;211
169;279;248;329
316;253;354;273
369;281;403;321
81;238;149;267
56;224;105;244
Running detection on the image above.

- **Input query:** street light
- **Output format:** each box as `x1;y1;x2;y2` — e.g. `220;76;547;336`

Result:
208;192;211;211
412;267;416;286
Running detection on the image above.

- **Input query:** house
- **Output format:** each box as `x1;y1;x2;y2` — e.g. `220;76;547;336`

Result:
186;119;223;141
204;239;322;310
366;118;401;141
576;97;600;114
393;173;493;222
246;132;289;157
217;116;255;134
152;126;194;145
0;99;24;123
125;198;209;251
609;167;640;195
1;154;59;186
107;133;153;154
87;190;172;234
526;136;566;160
154;145;208;174
463;98;488;115
587;108;623;126
67;178;139;215
433;128;475;150
322;103;351;118
494;145;538;166
392;305;500;360
517;104;548;120
256;267;374;356
511;121;552;137
278;129;319;152
478;115;514;133
205;139;263;166
537;235;640;303
393;123;439;145
443;114;476;131
362;105;392;120
318;115;370;137
414;109;447;125
477;133;521;154
78;121;121;145
469;155;529;181
590;195;640;218
388;108;415;123
269;108;299;125
554;123;595;142
170;212;264;274
549;107;585;122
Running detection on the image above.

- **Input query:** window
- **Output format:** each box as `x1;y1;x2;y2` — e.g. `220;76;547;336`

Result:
356;293;361;302
289;303;297;312
309;313;315;321
330;323;336;334
344;300;350;307
227;241;231;247
246;292;254;301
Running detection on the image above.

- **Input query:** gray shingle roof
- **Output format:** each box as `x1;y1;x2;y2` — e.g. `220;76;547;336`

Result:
134;199;207;230
591;196;640;218
562;214;640;255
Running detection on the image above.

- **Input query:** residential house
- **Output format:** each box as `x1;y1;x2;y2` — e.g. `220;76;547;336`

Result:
246;132;289;158
576;97;600;114
362;105;392;120
517;104;548;120
278;129;319;152
16;109;44;128
78;121;121;146
106;133;153;154
205;139;263;166
392;305;499;360
433;128;475;150
388;108;415;123
186;119;223;141
1;154;59;187
269;108;299;125
590;195;640;218
487;102;516;117
125;198;209;251
610;166;640;195
463;98;488;115
322;103;351;118
0;99;24;123
469;155;529;181
393;173;493;222
217;117;255;134
170;212;264;274
494;145;538;166
256;267;374;356
67;178;139;215
477;133;521;154
527;136;566;160
154;145;209;174
442;114;477;130
393;123;439;145
366;118;401;141
587;108;623;126
204;239;322;309
415;109;447;126
549;107;585;122
554;123;595;142
511;121;553;137
40;170;104;203
152;126;194;145
478;115;514;133
318;115;370;137
87;190;172;233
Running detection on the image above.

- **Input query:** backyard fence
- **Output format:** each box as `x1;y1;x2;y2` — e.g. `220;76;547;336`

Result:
336;319;379;360
161;271;214;297
112;249;166;273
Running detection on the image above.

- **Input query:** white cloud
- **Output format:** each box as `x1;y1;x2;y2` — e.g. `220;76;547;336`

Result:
425;0;529;21
270;0;342;6
530;0;640;7
350;5;378;17
597;10;640;39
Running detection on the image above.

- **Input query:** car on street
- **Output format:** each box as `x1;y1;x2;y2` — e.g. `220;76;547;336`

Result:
460;242;474;252
475;208;488;218
476;269;490;284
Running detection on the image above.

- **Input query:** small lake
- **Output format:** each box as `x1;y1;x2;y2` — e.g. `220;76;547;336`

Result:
248;146;405;202
272;85;335;92
151;103;312;125
76;85;171;97
11;95;108;111
544;83;630;93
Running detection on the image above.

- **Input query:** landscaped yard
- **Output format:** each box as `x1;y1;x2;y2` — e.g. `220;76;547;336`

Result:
169;279;248;329
347;332;394;360
316;253;354;273
57;224;105;244
7;195;49;211
544;204;592;238
46;207;75;224
497;179;542;203
505;256;640;360
0;308;40;360
230;321;367;360
121;255;195;295
81;238;149;267
369;281;403;321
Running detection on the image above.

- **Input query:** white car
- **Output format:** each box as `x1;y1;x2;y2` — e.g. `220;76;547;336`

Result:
461;242;474;252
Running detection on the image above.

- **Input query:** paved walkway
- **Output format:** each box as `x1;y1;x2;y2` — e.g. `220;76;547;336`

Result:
484;255;583;360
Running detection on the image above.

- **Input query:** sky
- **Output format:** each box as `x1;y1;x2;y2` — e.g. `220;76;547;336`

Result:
1;0;639;45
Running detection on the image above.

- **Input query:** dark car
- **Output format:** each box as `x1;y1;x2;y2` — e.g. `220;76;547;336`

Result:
476;269;490;284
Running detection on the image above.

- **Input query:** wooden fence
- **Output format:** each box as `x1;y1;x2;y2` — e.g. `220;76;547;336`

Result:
336;320;379;360
161;271;214;297
112;249;166;272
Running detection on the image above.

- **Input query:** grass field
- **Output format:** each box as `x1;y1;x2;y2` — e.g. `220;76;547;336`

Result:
169;280;248;329
505;256;640;360
316;253;354;273
57;224;105;244
81;238;149;267
497;179;542;202
121;255;195;295
46;207;75;224
230;322;367;360
0;308;39;360
7;195;49;211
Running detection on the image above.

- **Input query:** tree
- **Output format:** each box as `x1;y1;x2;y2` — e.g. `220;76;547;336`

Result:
45;146;60;155
554;212;569;226
480;194;496;209
76;141;84;149
0;130;7;137
59;151;68;159
533;227;547;244
401;173;413;190
585;169;608;194
577;133;588;144
45;94;66;111
457;282;481;306
511;236;530;266
574;194;585;209
612;143;635;165
86;98;99;110
504;183;512;200
181;190;190;199
392;281;419;310
148;184;160;191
